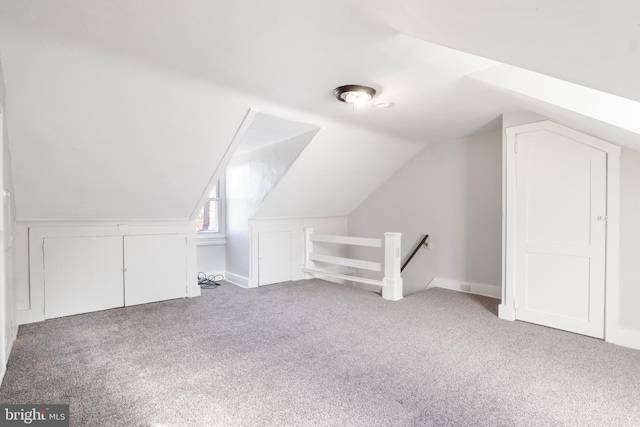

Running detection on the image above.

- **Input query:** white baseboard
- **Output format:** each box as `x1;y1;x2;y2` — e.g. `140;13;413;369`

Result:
498;304;516;321
224;272;249;288
613;327;640;350
18;308;45;326
428;277;501;299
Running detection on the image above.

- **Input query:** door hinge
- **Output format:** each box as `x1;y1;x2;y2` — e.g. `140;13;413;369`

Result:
514;299;518;309
597;215;608;221
514;141;518;153
42;240;45;253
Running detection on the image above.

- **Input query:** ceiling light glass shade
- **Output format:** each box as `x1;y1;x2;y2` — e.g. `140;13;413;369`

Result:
333;85;376;105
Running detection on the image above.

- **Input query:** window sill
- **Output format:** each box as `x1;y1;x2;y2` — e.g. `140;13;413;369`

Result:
196;233;227;247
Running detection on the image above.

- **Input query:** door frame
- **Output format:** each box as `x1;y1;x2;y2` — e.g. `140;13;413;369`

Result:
499;120;621;344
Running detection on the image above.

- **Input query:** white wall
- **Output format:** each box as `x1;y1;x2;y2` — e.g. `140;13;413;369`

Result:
620;147;640;332
196;244;226;276
225;130;317;283
0;20;242;221
348;130;503;296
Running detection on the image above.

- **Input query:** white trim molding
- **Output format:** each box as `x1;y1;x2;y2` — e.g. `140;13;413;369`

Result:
498;304;516;321
428;277;501;299
224;272;249;288
195;233;226;247
615;328;640;351
190;109;257;220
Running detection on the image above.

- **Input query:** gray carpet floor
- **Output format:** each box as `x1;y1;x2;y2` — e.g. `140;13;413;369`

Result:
1;279;639;427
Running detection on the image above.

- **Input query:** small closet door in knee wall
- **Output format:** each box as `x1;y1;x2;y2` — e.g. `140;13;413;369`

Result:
258;231;292;286
43;236;124;319
123;234;187;306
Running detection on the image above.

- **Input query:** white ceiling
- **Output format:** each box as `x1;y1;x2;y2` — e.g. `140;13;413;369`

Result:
2;0;637;141
236;113;319;154
359;0;640;103
0;0;638;221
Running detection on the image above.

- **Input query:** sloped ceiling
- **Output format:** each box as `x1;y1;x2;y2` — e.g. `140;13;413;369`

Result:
235;113;318;155
0;0;638;221
359;0;640;103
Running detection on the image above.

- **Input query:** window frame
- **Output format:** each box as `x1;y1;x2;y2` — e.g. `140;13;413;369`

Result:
195;175;226;246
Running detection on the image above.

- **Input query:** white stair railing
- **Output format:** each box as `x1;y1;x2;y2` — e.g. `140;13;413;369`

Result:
302;228;403;301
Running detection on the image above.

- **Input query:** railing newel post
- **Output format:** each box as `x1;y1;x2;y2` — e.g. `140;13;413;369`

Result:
303;228;314;279
382;232;403;301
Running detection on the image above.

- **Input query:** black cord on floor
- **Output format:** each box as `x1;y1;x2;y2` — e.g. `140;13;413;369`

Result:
198;272;224;289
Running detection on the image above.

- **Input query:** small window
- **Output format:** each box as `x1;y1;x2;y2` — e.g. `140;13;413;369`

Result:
195;181;222;234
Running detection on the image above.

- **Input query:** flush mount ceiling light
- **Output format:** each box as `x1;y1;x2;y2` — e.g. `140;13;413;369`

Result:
333;85;376;107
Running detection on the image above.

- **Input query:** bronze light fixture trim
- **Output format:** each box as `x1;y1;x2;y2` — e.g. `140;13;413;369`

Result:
333;84;377;105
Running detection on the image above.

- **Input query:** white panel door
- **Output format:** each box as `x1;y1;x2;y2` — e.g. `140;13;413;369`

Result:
43;236;124;319
124;234;187;306
515;130;607;338
258;231;292;286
